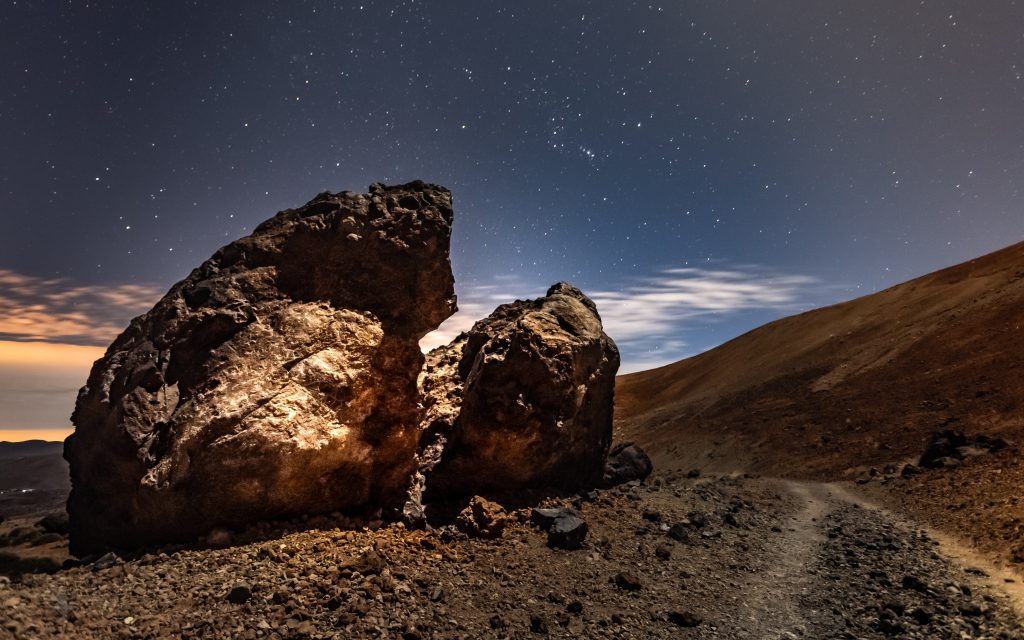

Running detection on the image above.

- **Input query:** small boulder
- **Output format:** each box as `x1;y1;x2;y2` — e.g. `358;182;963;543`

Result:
37;513;69;535
345;549;387;576
601;442;653;488
613;571;643;591
455;496;508;539
547;514;588;550
667;611;702;627
667;523;690;542
531;507;569;530
226;583;253;604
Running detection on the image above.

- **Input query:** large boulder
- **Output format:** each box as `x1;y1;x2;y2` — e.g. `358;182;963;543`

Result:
416;283;620;502
65;182;456;554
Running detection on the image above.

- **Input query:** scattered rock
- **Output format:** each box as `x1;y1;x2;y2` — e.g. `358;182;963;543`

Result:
901;574;928;592
918;429;1011;469
667;610;702;627
909;606;933;624
346;549;387;576
529;614;548;634
547;514;588;550
455;496;508;539
36;514;69;536
613;571;643;591
667;523;690;542
90;552;119;571
226;583;253;604
530;507;568;530
601;443;653;488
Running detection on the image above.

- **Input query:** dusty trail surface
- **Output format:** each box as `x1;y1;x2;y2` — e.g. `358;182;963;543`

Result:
3;474;1023;639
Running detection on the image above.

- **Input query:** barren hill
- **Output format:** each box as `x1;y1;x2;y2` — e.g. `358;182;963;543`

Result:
616;240;1024;563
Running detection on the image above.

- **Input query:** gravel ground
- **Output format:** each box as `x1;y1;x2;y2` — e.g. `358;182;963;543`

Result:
2;475;1022;639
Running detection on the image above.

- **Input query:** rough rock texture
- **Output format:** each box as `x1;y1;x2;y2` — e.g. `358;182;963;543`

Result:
602;442;654;488
65;182;457;555
417;282;620;501
917;429;1011;469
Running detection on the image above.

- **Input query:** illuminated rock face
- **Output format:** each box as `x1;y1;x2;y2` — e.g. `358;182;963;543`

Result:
66;181;619;555
66;182;456;554
414;283;620;505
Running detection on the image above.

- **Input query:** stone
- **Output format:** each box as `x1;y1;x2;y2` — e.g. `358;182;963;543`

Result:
226;583;253;604
901;575;928;592
36;513;69;535
918;429;968;468
65;182;457;555
917;429;1011;469
91;552;119;571
909;606;933;624
601;443;653;488
613;572;643;591
455;496;508;539
687;510;708;528
667;611;701;627
547;514;588;550
417;282;619;500
345;550;387;576
531;507;569;530
667;523;690;542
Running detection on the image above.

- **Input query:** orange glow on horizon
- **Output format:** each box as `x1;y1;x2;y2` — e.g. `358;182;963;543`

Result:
0;340;104;366
0;428;72;443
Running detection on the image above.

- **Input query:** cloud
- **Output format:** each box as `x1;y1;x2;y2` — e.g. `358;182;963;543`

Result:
0;269;163;345
418;283;524;352
421;265;828;373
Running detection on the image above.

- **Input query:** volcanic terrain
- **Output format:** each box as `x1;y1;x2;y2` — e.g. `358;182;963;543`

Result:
4;223;1024;638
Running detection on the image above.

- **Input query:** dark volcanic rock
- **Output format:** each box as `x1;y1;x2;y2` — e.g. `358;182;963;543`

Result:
601;442;653;488
547;514;588;550
65;182;457;555
531;507;570;530
918;429;1011;469
417;282;620;500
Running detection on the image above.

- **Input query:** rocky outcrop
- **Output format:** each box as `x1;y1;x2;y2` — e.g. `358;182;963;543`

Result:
917;429;1011;469
66;182;457;554
66;181;620;555
416;283;620;502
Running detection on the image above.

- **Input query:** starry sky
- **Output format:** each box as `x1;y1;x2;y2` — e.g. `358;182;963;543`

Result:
2;1;1023;438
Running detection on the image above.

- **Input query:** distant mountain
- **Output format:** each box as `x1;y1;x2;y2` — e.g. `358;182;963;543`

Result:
0;440;64;460
0;440;68;517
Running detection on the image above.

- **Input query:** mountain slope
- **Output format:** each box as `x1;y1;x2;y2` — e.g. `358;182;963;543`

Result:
615;241;1024;562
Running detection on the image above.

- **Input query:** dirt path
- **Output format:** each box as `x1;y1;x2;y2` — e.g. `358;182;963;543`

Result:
724;478;1024;639
4;474;1023;639
825;480;1024;619
727;480;830;638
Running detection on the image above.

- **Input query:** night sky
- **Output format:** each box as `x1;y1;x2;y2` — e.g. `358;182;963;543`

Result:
2;1;1023;436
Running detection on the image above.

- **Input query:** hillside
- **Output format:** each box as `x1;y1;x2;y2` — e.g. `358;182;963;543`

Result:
616;240;1024;563
0;441;68;518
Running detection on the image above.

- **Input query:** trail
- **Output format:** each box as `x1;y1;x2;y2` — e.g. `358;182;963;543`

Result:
727;480;831;638
825;480;1024;618
725;478;1024;638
